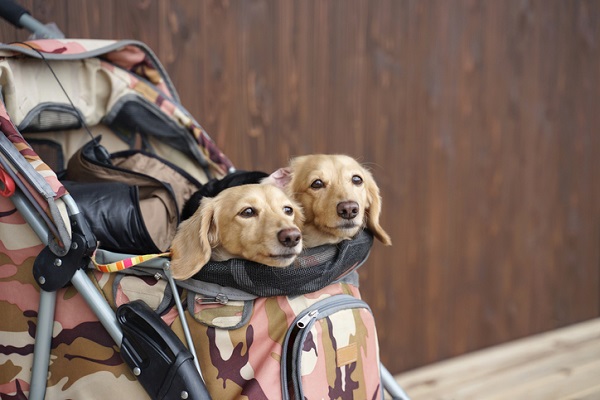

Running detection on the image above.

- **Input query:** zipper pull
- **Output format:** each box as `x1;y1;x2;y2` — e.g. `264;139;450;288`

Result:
196;293;229;305
297;310;319;328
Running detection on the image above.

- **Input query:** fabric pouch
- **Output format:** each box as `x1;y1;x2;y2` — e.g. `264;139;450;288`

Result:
179;277;382;400
64;136;201;254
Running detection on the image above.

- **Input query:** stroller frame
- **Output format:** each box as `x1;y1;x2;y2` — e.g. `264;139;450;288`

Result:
0;1;411;399
11;189;210;399
11;187;409;399
2;86;413;400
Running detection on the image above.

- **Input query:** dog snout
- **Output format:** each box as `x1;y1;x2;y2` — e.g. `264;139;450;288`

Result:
337;201;359;220
278;228;302;247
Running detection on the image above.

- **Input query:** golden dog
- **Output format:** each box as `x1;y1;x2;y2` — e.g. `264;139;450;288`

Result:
170;184;304;280
264;154;391;248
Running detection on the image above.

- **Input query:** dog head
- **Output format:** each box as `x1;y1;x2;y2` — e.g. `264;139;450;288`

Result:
264;154;391;248
170;184;304;280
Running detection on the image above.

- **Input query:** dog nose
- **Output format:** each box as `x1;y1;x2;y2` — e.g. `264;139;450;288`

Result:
278;228;302;247
337;201;359;220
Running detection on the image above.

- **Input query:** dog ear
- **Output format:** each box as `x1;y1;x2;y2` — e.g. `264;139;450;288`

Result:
170;199;218;280
199;199;221;255
262;167;293;189
364;172;392;246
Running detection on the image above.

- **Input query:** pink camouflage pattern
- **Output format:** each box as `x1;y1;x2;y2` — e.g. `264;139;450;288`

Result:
0;38;382;399
2;39;234;176
183;282;382;399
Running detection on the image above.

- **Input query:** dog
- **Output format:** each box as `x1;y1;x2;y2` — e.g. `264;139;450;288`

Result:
170;184;304;280
263;154;391;248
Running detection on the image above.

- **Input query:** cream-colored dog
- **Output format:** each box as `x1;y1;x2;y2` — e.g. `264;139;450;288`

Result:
170;184;304;280
264;154;391;248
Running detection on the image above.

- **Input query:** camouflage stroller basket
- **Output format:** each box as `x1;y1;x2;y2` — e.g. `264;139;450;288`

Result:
0;37;227;399
0;6;409;400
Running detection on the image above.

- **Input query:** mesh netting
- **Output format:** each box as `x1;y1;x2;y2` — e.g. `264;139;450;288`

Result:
192;230;373;297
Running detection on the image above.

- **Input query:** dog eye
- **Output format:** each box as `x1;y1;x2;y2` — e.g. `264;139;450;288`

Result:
239;207;256;218
283;206;294;215
352;175;363;186
311;179;324;189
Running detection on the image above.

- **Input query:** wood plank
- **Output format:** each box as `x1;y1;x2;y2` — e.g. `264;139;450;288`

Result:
112;0;159;45
395;318;600;399
65;0;114;39
156;0;201;109
487;359;600;400
453;333;600;399
564;384;600;400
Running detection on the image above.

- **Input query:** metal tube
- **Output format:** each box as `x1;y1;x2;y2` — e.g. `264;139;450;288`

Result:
11;191;123;389
10;191;55;399
10;190;50;244
163;262;203;380
60;193;80;214
381;363;411;400
70;269;123;347
18;13;62;38
28;290;56;400
61;195;123;345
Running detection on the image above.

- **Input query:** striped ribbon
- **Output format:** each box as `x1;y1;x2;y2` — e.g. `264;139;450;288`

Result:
91;251;171;273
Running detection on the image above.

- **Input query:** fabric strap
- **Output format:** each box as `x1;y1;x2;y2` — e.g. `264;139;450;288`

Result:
91;251;171;273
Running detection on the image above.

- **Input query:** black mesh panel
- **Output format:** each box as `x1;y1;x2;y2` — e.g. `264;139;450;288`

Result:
192;230;374;297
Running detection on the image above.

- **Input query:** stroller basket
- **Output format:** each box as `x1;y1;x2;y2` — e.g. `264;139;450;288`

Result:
0;11;409;399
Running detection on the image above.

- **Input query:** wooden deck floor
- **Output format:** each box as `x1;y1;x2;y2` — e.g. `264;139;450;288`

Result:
393;318;600;400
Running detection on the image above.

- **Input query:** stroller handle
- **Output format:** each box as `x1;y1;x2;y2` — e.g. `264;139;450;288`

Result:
0;0;28;28
0;0;62;38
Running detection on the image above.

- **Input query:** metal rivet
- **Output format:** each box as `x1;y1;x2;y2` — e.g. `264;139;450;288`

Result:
133;367;141;376
38;276;46;285
71;242;78;250
154;272;163;280
54;258;62;267
181;391;189;399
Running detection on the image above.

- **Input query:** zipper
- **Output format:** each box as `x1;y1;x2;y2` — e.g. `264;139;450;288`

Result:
195;293;229;305
280;294;372;400
296;310;319;328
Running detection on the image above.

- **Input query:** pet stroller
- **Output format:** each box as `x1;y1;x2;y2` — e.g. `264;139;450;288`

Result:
0;3;410;399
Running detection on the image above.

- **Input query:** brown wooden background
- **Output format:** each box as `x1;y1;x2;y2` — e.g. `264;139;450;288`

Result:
1;0;599;375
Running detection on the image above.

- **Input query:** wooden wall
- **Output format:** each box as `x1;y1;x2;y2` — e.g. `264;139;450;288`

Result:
1;0;599;374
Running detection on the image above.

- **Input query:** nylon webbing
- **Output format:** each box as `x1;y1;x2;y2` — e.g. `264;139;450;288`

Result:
91;251;171;273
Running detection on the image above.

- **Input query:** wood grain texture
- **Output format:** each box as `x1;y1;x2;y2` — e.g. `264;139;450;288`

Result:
0;0;598;374
395;318;600;399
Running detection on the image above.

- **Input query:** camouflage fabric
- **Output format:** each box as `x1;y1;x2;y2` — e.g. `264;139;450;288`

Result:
0;196;150;399
98;270;382;399
0;102;71;255
0;38;382;399
2;39;177;102
0;78;143;397
0;39;233;177
179;282;382;400
1;233;381;399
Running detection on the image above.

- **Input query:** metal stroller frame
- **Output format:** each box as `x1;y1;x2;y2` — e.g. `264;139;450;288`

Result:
0;1;411;399
13;189;409;400
11;190;211;399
